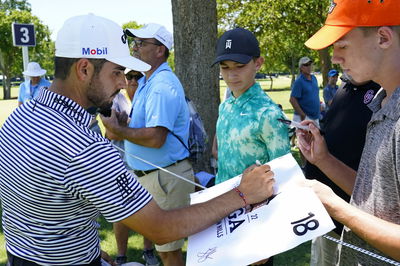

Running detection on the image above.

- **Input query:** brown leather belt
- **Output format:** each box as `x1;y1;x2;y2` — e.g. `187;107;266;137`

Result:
134;158;188;177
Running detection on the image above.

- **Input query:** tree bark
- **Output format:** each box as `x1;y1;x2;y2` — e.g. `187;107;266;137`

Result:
4;76;11;99
0;52;11;99
171;0;219;174
318;47;331;87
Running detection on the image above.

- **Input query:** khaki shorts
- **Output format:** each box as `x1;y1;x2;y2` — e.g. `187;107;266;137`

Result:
131;159;195;252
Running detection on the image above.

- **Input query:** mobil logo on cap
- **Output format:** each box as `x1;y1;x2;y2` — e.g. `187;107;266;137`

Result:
82;47;108;56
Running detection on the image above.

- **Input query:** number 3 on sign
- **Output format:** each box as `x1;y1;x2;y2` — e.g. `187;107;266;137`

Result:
19;27;30;43
291;212;319;236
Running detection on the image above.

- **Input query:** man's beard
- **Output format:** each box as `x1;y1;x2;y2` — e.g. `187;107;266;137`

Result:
87;74;114;117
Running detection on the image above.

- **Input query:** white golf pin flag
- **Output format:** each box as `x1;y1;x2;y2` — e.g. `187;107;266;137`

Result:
186;153;335;266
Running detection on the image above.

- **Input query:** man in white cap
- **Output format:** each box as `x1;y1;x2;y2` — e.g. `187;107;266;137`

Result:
289;56;321;127
297;0;400;264
18;61;51;106
0;14;274;266
101;23;192;266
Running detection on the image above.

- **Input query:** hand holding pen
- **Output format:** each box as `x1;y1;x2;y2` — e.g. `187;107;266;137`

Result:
291;119;329;166
247;160;278;213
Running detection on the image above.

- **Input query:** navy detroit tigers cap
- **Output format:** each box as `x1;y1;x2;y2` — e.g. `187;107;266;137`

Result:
212;27;260;66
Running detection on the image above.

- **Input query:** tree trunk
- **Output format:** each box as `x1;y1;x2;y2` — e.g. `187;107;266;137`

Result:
2;82;5;100
269;75;273;91
171;0;219;173
2;75;11;99
0;52;11;99
290;55;296;88
318;47;331;87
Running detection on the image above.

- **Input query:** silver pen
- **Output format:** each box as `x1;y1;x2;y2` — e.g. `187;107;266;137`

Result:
277;118;325;135
277;118;310;131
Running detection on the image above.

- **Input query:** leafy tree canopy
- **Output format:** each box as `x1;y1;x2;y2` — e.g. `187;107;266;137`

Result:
0;0;31;13
217;0;331;77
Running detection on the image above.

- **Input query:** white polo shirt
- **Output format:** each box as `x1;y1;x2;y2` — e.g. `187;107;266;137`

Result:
0;88;152;264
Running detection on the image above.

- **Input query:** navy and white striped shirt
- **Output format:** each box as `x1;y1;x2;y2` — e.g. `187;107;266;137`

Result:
0;89;152;264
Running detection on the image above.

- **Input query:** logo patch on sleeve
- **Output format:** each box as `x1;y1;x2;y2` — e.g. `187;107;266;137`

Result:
116;173;136;204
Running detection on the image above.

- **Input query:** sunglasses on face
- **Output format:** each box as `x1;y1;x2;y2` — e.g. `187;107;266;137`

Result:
125;74;142;81
302;62;312;67
131;39;162;48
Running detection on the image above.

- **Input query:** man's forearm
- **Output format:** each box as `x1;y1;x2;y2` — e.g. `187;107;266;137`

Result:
122;165;275;245
289;97;306;119
140;189;247;245
327;196;400;261
315;153;357;195
116;126;167;148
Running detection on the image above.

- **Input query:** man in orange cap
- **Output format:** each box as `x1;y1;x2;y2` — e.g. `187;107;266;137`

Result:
296;0;400;264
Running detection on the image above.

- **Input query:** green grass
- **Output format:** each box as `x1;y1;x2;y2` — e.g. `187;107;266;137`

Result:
0;86;19;100
0;77;313;265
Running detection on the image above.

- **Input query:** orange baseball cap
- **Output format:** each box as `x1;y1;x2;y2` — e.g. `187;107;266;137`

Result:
305;0;400;50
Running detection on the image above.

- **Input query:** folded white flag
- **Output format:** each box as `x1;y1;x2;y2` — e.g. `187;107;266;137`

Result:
186;153;335;266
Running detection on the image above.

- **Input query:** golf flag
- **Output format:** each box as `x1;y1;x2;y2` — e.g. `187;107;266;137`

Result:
186;153;335;266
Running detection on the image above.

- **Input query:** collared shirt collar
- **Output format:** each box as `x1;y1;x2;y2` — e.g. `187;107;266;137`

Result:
300;73;312;81
35;88;92;127
144;62;170;84
369;87;400;121
226;82;260;108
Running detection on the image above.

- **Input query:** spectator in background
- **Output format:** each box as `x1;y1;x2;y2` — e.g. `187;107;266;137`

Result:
323;69;339;110
289;56;320;127
102;23;194;266
212;27;290;266
18;62;51;106
304;75;381;266
106;69;143;165
106;69;159;266
290;56;320;166
124;69;143;101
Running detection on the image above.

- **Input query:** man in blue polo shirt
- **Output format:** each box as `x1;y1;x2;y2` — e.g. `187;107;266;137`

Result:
102;23;193;266
289;56;320;126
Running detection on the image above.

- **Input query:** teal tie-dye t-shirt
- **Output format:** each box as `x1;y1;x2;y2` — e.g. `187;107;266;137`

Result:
216;82;290;184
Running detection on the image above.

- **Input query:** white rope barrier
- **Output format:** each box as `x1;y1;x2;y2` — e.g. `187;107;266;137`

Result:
323;234;400;265
113;145;206;190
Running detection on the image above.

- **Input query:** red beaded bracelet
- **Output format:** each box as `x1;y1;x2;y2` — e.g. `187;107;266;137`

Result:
234;187;252;212
234;187;247;206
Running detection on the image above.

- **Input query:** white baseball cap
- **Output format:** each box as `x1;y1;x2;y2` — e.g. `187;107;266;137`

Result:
298;56;312;67
55;14;150;72
23;62;46;77
126;23;173;50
